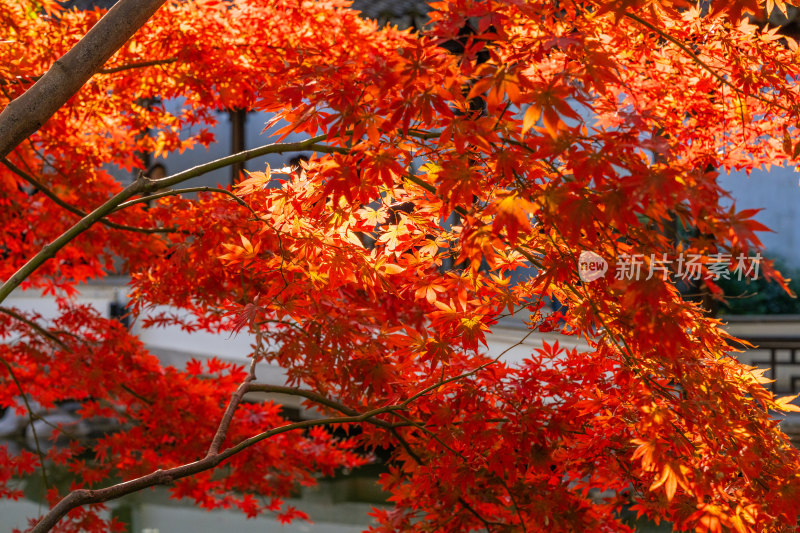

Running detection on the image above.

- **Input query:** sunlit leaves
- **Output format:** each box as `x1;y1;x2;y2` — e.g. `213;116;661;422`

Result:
5;0;800;531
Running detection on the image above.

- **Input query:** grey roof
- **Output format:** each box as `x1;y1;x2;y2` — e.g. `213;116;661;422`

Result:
59;0;429;16
59;0;117;9
59;0;430;28
350;0;430;29
351;0;430;17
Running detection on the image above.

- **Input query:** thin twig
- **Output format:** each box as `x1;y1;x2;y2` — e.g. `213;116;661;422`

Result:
1;306;156;406
0;356;49;489
0;136;330;305
1;158;176;234
99;58;177;75
1;59;178;85
247;383;406;430
0;307;70;351
247;384;358;416
114;186;258;220
623;12;787;112
388;427;496;532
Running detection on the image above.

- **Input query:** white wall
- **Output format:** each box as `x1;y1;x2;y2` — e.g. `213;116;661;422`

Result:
0;492;377;533
720;165;800;268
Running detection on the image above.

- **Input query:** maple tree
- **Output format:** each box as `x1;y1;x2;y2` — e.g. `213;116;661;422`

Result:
3;0;800;531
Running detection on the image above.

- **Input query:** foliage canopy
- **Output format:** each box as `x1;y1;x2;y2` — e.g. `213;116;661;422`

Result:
3;0;800;531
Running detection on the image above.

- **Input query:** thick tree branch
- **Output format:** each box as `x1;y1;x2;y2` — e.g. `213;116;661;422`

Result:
207;356;258;456
0;0;169;159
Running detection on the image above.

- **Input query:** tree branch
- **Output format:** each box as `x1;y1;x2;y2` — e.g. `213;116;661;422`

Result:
99;58;178;75
31;404;404;533
0;306;70;351
244;383;406;429
0;0;170;159
246;384;416;431
0;135;328;305
246;383;362;417
32;361;495;532
0;175;150;305
0;59;179;87
0;355;50;490
206;355;258;456
149;135;328;190
113;186;259;222
1;158;176;234
623;12;787;112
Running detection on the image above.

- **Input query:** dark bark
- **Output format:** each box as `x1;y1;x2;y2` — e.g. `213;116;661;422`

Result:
230;108;248;184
